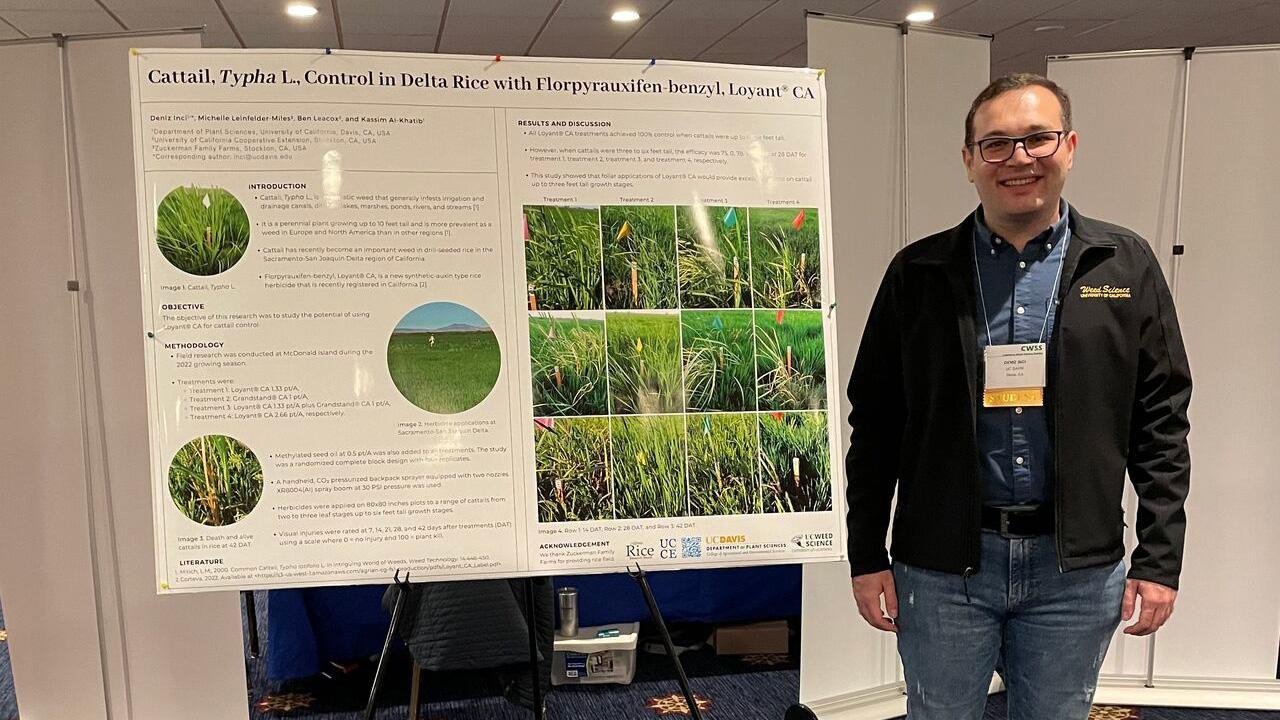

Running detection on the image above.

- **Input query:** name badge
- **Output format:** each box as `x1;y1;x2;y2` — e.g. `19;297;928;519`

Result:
983;343;1046;407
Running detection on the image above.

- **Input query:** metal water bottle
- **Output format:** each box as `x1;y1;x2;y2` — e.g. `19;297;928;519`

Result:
557;587;579;637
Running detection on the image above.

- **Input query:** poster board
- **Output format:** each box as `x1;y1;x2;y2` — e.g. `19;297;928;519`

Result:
129;49;843;592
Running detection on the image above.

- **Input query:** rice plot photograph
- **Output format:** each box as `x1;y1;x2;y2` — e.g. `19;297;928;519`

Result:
677;205;752;308
686;413;760;516
755;309;827;411
681;310;757;412
156;185;250;276
388;302;501;414
168;434;263;526
535;417;613;522
606;311;682;415
749;207;821;308
759;412;832;513
529;313;608;417
523;205;603;311
602;205;678;309
612;415;687;519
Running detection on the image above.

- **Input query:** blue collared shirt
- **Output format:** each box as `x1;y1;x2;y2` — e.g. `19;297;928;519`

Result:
973;200;1071;506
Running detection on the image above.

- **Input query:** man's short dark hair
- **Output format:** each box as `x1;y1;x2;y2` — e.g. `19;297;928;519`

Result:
964;73;1072;146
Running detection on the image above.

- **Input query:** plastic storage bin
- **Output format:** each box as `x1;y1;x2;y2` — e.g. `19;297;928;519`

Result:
550;622;640;685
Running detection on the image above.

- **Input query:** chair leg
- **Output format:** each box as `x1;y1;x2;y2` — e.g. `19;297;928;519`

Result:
407;661;421;720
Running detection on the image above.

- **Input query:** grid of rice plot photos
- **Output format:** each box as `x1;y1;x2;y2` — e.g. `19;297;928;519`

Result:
524;204;832;522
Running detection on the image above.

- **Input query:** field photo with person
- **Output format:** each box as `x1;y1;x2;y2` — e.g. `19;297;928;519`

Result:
607;311;682;414
677;205;752;308
681;310;757;412
523;205;603;311
156;185;250;276
168;434;263;526
535;417;613;522
530;313;608;417
759;411;832;513
755;309;826;411
602;205;678;309
749;207;821;308
612;415;687;519
686;413;760;516
387;302;501;414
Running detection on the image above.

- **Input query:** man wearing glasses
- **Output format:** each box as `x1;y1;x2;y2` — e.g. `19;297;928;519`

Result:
845;74;1192;719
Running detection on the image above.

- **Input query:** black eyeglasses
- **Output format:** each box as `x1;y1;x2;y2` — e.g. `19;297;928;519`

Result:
969;130;1066;163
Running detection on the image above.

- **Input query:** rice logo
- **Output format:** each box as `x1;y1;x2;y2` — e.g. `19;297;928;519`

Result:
626;542;655;559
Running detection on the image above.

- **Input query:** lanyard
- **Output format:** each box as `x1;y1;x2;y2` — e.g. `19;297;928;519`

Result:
972;232;1067;347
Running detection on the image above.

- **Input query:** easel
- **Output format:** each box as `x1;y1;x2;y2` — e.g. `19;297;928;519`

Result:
364;571;547;720
627;564;705;720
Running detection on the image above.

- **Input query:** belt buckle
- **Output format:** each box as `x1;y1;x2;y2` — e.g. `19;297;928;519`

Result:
998;505;1038;540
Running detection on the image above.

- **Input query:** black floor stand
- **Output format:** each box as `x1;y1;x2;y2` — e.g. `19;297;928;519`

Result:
243;590;261;659
628;564;704;720
364;570;412;720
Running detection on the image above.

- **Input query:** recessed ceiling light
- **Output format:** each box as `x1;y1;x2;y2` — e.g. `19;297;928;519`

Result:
286;3;318;18
611;9;640;23
905;10;935;23
1034;24;1066;32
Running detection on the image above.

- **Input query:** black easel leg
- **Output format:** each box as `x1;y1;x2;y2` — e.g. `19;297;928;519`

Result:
524;577;545;720
364;571;410;720
243;591;260;660
628;565;703;720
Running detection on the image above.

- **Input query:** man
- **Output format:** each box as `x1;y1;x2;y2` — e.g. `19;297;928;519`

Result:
845;74;1192;719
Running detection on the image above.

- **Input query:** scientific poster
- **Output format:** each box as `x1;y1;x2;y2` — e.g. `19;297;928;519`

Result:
131;49;843;592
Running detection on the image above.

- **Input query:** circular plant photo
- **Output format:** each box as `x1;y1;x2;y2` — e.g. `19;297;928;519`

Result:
388;302;502;414
168;434;264;526
156;185;251;275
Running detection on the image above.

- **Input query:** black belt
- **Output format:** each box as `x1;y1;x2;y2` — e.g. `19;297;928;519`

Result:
981;504;1054;538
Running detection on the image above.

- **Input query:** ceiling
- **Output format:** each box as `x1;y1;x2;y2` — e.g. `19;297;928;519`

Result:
4;0;1280;76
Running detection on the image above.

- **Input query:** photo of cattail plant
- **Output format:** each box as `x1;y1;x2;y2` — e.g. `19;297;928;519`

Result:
681;310;757;412
749;207;821;308
523;205;603;311
606;312;683;415
530;313;608;417
677;205;752;308
612;415;687;519
602;206;678;309
759;412;832;513
168;434;263;526
755;309;827;411
535;417;613;522
156;185;250;276
687;413;760;516
388;302;501;414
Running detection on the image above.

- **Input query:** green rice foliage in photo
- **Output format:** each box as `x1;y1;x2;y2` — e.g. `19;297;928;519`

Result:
536;418;613;522
156;186;250;276
388;303;501;414
612;416;687;519
755;309;827;411
524;205;603;311
530;313;608;417
602;205;678;309
759;412;832;513
677;205;752;308
168;434;263;526
749;207;821;308
687;413;760;516
606;312;683;414
681;310;757;412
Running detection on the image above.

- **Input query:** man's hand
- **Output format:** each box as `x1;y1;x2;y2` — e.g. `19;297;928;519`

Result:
1122;579;1177;636
852;570;898;633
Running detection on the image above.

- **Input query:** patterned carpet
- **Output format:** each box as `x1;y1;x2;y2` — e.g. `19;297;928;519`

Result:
1;594;1278;720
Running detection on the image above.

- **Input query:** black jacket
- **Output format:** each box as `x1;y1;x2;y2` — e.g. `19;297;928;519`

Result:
846;205;1192;589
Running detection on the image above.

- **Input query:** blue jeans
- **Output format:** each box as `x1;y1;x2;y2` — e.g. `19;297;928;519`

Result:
893;530;1126;720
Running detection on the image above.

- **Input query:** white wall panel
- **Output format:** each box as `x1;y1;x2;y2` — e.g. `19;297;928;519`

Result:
803;15;988;714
